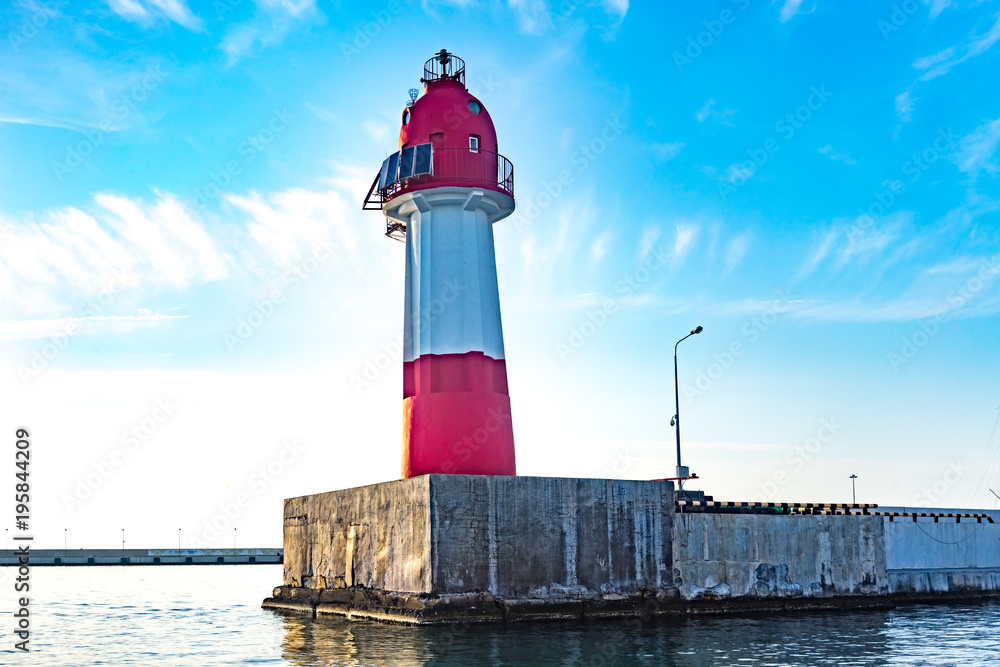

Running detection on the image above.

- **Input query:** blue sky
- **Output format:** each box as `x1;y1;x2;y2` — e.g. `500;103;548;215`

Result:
2;0;1000;549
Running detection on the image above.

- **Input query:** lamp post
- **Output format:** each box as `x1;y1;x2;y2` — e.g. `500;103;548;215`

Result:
850;474;858;504
672;326;703;494
178;528;181;552
122;528;125;551
234;528;237;550
64;528;67;550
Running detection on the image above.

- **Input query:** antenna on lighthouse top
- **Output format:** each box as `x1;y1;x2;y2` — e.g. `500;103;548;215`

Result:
406;88;419;107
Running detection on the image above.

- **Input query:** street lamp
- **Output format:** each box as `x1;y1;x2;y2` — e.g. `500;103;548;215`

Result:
64;528;67;550
122;528;125;551
178;528;181;551
850;474;858;504
672;325;704;494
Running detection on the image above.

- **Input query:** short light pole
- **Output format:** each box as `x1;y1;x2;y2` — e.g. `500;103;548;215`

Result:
672;325;704;496
234;528;237;550
850;474;858;505
122;528;125;551
178;528;181;552
64;528;67;550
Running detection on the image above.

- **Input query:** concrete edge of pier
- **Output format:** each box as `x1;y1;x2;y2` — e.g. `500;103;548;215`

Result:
261;586;1000;625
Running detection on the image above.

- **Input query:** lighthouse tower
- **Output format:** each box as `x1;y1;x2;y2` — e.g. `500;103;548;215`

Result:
363;50;517;478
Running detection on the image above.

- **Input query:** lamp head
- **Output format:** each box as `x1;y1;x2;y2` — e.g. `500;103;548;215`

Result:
670;415;676;426
692;326;703;335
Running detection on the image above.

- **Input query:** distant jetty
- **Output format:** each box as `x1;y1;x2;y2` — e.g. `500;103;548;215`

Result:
0;548;282;566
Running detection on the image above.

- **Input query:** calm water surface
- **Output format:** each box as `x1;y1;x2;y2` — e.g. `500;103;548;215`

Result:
1;565;998;666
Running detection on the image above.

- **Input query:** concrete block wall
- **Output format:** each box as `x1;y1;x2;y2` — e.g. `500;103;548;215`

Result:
281;475;674;599
283;476;432;592
884;519;1000;594
428;476;674;597
672;514;888;600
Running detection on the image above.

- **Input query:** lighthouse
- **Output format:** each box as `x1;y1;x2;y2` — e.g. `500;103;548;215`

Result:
268;49;678;624
363;50;517;478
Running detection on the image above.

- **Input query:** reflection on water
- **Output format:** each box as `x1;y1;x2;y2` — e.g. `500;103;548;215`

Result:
4;565;998;666
275;601;1000;667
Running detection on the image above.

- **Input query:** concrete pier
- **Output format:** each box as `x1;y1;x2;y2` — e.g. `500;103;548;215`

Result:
0;548;282;566
263;475;1000;624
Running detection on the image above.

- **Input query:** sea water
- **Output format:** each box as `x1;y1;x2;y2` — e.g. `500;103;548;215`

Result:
1;565;998;666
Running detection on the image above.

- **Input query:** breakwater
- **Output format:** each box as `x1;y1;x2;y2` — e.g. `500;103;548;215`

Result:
263;475;1000;624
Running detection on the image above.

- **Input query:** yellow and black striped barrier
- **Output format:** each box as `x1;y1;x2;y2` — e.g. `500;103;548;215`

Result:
674;501;995;524
674;501;878;514
803;510;994;523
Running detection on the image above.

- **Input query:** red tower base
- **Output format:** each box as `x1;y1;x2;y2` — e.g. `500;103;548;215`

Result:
402;392;516;477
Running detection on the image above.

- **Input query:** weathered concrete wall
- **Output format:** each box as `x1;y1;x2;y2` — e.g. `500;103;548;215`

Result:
282;475;674;598
271;478;1000;623
884;518;1000;594
672;514;887;600
282;476;432;593
428;476;674;597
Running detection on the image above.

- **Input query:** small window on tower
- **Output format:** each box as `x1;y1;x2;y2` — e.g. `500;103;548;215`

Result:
403;109;410;125
469;135;480;153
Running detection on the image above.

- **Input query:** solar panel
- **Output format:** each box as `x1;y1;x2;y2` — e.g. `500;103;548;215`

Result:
398;145;416;180
379;155;392;189
385;152;400;190
414;143;432;175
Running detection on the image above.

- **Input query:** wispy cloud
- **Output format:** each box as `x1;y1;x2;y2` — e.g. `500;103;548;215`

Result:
220;0;322;65
0;179;363;319
723;233;751;275
503;0;629;35
651;141;684;161
724;163;754;183
0;314;185;342
774;0;810;22
0;53;169;131
953;117;1000;178
913;13;1000;80
590;230;613;263
98;193;227;287
797;228;839;279
108;0;204;31
363;120;390;143
895;90;914;122
306;103;340;126
638;225;661;260
696;99;736;127
674;224;698;262
225;186;353;269
929;0;953;19
0;192;228;315
819;145;857;165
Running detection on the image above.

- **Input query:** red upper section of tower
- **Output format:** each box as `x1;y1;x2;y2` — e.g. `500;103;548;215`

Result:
360;50;512;212
398;76;498;154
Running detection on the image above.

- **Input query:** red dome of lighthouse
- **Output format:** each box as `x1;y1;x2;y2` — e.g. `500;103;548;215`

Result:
398;57;498;154
362;50;513;216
